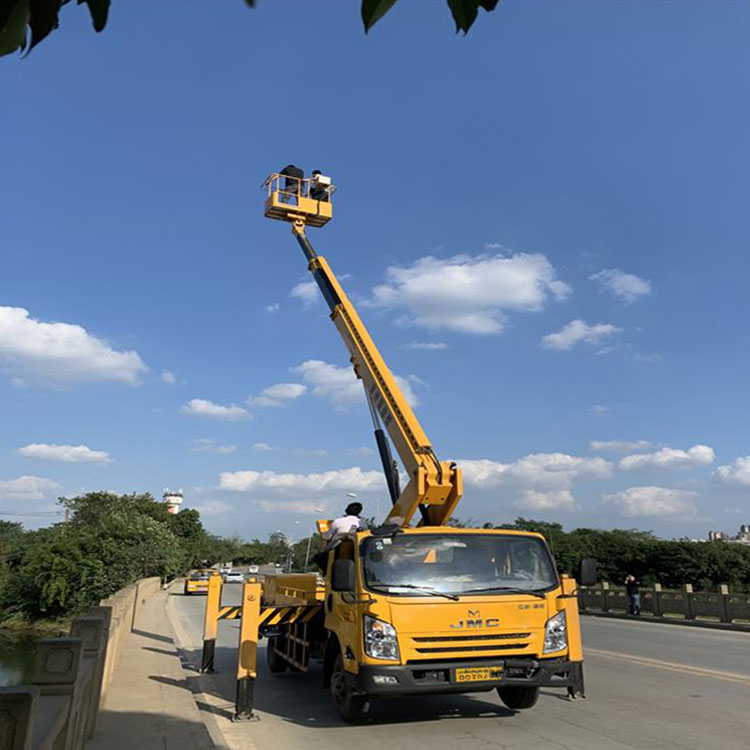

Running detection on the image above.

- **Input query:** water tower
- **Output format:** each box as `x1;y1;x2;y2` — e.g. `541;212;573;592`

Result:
163;488;184;515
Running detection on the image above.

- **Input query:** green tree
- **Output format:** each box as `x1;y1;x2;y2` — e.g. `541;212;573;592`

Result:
0;0;500;59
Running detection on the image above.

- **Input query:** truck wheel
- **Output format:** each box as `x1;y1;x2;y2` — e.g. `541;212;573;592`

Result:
496;686;539;710
330;655;368;722
267;637;288;674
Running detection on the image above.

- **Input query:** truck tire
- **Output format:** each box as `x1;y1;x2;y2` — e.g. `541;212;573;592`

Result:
267;637;288;674
330;655;368;722
496;686;539;710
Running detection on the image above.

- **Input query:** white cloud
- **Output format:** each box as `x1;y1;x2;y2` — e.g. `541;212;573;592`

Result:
0;306;146;385
190;439;237;455
548;280;573;301
290;281;319;308
590;405;611;417
181;399;250;420
633;352;662;363
460;453;611;511
293;359;420;409
265;303;280;313
258;500;329;514
395;375;420;408
619;445;715;471
367;253;570;335
517;489;576;510
161;370;177;384
250;382;307;408
192;500;233;517
0;476;61;501
715;456;750;487
293;360;362;408
604;486;697;517
541;319;622;351
461;453;613;490
590;440;654;453
220;467;384;494
295;448;329;457
17;443;113;464
590;269;652;304
252;442;273;452
405;341;449;351
349;446;375;457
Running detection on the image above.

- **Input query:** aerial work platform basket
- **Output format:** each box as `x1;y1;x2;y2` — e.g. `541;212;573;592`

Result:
262;172;336;228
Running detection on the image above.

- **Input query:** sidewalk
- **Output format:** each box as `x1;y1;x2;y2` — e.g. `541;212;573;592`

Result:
88;588;224;750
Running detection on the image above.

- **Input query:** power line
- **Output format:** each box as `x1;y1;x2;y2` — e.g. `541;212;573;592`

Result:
0;510;63;518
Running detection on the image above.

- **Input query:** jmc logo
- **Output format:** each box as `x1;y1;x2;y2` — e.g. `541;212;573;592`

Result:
450;610;499;629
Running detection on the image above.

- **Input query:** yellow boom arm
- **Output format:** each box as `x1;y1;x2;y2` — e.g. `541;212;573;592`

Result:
289;220;462;527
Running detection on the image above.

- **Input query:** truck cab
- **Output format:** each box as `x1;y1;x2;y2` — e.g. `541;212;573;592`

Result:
319;527;583;719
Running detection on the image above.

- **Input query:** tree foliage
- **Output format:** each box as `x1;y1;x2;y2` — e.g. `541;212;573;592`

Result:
0;491;234;621
0;0;500;58
499;518;750;592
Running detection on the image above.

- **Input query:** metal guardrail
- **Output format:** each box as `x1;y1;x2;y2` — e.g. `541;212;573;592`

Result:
578;583;750;624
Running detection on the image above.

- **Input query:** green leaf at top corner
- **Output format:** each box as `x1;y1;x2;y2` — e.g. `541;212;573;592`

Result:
447;0;480;34
82;0;111;32
0;0;30;57
361;0;399;33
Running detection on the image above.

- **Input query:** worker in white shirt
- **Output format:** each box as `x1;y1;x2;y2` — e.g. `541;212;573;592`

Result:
324;502;365;541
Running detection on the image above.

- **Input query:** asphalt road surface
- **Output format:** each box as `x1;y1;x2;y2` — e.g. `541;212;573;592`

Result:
169;583;750;750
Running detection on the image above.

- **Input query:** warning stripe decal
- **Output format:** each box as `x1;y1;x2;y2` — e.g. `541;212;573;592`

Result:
217;604;321;624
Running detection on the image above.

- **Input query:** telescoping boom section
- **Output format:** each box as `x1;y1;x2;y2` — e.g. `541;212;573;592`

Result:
262;172;462;528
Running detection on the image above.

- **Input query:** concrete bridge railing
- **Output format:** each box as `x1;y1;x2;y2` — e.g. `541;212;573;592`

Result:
0;576;162;750
578;582;750;625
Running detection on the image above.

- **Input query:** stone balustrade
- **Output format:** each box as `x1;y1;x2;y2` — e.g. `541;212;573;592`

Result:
578;582;750;625
0;576;162;750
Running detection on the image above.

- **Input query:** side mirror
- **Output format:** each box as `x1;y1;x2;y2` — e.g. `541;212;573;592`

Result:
579;558;598;586
331;559;356;593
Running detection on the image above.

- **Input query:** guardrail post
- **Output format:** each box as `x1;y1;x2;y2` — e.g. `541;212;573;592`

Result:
235;580;262;721
652;583;662;617
32;637;84;750
0;685;39;750
600;581;610;612
683;584;694;620
719;584;731;623
201;573;223;673
70;614;106;740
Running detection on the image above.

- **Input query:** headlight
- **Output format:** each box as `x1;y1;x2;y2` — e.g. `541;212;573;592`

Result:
364;615;400;661
543;610;567;654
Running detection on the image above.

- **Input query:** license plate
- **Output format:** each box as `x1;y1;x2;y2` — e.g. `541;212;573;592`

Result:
455;666;504;683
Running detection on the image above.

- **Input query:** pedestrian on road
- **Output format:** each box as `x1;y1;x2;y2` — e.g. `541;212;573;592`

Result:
625;574;641;615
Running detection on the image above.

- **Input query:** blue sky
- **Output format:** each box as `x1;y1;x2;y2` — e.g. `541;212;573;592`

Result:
2;0;750;542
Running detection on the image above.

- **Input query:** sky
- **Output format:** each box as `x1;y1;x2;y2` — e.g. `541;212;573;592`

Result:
2;0;750;543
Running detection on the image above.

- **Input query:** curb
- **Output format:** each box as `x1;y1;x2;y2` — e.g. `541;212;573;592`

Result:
581;610;750;634
165;592;261;750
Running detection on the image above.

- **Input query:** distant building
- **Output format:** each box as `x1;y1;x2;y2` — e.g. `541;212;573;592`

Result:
163;488;184;515
707;525;750;544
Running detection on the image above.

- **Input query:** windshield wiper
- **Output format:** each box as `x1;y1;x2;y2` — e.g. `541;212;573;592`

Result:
462;585;547;599
372;584;460;601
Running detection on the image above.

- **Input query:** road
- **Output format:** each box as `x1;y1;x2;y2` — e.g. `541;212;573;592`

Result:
168;583;750;750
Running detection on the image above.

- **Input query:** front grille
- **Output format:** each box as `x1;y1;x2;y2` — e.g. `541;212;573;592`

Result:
412;632;531;643
414;643;529;654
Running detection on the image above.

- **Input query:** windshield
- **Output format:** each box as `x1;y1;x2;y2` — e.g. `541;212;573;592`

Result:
362;533;557;596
